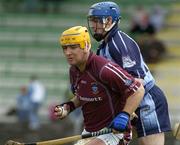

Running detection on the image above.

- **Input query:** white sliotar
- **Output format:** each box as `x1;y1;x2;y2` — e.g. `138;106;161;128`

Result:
60;106;68;117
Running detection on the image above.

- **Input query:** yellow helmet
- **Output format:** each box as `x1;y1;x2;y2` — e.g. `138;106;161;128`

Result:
60;26;91;49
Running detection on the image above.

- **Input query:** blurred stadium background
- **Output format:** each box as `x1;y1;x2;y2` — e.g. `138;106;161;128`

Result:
0;0;179;145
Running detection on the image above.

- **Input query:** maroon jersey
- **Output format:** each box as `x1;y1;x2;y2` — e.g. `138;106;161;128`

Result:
70;52;141;132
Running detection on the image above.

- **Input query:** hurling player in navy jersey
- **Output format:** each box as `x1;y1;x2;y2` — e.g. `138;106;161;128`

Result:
54;26;144;145
87;2;171;145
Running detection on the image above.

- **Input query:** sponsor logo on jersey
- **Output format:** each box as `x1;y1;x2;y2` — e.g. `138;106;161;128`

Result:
79;96;102;102
122;56;136;68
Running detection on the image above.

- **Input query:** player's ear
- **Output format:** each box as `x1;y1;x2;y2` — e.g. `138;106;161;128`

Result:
84;41;91;53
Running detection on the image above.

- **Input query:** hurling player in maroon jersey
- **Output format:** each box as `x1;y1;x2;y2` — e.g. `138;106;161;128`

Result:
54;26;144;145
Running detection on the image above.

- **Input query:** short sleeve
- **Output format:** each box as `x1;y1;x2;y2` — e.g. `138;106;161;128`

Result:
100;62;141;98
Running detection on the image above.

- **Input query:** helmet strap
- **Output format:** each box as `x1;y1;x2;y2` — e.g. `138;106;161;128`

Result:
104;17;118;32
105;21;116;31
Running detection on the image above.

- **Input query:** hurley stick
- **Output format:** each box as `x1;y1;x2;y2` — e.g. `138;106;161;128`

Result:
173;123;180;140
5;128;115;145
6;123;180;145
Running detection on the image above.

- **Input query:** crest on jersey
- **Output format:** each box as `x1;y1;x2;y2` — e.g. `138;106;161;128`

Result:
91;83;99;94
122;56;136;68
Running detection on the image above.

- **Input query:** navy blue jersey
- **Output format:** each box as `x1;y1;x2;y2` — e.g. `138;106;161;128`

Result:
96;26;171;137
97;26;155;92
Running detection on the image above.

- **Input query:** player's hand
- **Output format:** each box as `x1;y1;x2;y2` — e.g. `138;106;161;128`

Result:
109;111;130;132
54;104;70;119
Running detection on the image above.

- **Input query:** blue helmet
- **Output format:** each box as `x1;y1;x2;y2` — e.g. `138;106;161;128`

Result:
88;1;121;23
87;2;121;41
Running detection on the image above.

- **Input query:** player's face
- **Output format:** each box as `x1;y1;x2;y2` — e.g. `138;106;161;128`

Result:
88;17;104;34
62;44;86;66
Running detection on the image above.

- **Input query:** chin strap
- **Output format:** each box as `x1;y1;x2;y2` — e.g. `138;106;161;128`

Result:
103;18;120;32
104;21;116;32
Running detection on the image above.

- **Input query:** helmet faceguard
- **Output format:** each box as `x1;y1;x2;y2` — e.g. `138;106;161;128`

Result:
87;16;106;42
60;26;91;50
87;2;121;41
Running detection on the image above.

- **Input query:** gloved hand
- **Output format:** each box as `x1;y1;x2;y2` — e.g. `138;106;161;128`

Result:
109;111;130;132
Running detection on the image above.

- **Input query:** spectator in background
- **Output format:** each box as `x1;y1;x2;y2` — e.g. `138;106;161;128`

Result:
129;6;167;64
16;86;31;129
130;6;149;32
28;75;46;131
150;5;167;32
130;14;156;36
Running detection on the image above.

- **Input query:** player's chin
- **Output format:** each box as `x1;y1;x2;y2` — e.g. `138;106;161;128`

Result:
67;59;75;65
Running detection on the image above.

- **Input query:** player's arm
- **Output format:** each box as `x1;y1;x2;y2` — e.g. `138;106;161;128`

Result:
110;82;144;132
122;82;144;115
54;68;81;119
70;95;81;108
110;81;144;132
100;63;144;132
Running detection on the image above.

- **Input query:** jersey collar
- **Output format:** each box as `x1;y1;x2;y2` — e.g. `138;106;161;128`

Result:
105;25;119;43
73;51;94;73
85;51;94;70
97;25;119;55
